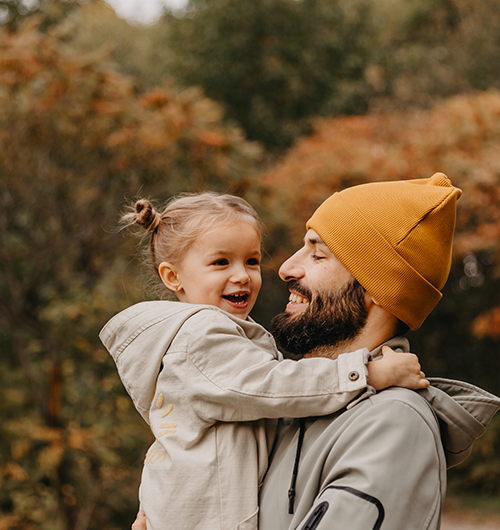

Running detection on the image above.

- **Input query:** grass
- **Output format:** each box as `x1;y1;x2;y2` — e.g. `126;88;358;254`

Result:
444;493;500;523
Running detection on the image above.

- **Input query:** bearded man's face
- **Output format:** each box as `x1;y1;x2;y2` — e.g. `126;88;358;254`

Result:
274;229;369;356
271;277;368;356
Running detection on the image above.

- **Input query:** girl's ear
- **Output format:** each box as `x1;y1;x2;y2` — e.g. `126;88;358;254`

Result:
158;262;183;292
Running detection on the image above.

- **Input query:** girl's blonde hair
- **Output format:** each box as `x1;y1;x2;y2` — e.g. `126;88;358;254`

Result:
122;192;262;275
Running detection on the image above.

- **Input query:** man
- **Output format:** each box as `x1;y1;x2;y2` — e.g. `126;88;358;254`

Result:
133;173;500;529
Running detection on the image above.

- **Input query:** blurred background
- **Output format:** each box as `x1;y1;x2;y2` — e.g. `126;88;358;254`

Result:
1;0;500;528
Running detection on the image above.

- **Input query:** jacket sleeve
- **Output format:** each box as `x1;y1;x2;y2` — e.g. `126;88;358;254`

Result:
182;311;370;422
289;393;445;530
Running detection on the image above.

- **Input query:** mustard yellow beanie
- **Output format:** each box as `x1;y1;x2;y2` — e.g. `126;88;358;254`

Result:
306;173;462;330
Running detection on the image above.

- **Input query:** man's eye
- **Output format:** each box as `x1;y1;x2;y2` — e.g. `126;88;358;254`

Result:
247;258;260;266
312;254;325;261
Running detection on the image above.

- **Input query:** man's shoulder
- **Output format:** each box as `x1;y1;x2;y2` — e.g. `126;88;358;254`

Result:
329;387;440;440
369;386;428;406
305;387;438;440
297;387;442;464
364;387;437;421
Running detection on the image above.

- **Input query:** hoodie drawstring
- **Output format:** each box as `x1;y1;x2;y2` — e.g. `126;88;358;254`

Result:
288;418;306;514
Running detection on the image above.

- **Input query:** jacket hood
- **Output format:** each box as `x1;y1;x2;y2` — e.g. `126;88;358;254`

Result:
420;377;500;468
99;301;222;422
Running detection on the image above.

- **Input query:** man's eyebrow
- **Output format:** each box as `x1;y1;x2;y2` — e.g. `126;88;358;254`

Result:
305;235;328;248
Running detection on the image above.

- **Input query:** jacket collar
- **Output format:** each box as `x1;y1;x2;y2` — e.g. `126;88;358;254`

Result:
370;335;410;359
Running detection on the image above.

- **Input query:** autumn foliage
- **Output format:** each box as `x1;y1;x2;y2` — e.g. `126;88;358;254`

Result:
0;20;260;529
263;90;500;258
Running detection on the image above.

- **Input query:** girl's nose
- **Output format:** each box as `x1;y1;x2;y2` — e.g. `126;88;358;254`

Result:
230;264;250;283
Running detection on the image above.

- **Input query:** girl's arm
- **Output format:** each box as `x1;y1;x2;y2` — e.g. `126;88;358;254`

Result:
182;311;370;422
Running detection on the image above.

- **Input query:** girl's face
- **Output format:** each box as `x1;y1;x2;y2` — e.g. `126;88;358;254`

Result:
159;221;262;320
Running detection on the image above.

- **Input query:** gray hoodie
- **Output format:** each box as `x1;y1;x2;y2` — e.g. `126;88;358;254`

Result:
258;337;500;530
100;301;373;530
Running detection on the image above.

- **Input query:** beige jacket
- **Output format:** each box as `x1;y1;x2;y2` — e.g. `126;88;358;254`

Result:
99;301;370;530
259;337;500;530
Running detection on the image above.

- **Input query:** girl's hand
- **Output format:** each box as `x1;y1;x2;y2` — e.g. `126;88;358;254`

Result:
132;511;147;530
367;346;430;391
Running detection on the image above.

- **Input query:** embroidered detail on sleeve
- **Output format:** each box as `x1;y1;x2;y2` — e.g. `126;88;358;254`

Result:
161;403;173;417
145;402;177;464
158;426;176;437
145;444;168;464
158;403;177;437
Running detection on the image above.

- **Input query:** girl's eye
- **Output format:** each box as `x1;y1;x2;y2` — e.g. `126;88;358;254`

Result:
213;258;229;266
247;258;260;266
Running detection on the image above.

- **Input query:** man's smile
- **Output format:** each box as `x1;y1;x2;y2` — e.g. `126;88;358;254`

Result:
285;280;312;312
289;292;309;304
286;290;310;313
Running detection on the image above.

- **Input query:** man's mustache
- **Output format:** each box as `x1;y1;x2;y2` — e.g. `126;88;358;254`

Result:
287;280;312;300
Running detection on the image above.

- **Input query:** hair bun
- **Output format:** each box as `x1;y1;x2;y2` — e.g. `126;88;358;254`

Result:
134;199;161;232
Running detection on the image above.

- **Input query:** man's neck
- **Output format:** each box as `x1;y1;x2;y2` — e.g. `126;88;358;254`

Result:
304;309;399;360
303;336;374;360
303;342;356;360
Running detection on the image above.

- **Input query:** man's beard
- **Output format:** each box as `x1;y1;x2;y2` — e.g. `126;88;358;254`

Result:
271;278;368;356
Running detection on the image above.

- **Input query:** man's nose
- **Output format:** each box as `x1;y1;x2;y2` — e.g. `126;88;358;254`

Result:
279;250;303;281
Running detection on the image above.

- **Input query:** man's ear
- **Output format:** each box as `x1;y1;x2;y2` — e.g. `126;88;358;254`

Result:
362;289;380;308
370;295;382;306
158;262;183;292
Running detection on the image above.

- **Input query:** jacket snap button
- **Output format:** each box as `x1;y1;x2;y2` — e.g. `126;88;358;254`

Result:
348;371;360;381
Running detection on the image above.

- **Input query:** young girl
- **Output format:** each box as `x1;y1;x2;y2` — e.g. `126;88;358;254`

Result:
100;192;428;530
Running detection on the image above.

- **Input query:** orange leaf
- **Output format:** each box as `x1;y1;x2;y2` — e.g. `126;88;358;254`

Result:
197;130;227;147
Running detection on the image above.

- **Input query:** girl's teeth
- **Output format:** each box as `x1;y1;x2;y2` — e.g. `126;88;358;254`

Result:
224;293;248;305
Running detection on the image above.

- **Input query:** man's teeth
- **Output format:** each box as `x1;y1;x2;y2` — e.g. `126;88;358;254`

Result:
289;293;309;304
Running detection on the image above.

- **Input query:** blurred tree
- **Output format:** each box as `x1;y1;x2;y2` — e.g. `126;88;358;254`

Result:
160;0;375;149
455;0;500;91
0;0;82;31
0;19;261;529
368;0;500;109
42;0;500;152
14;0;499;152
64;1;174;90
